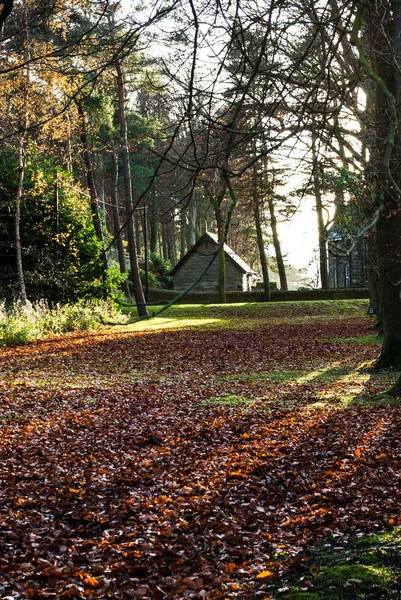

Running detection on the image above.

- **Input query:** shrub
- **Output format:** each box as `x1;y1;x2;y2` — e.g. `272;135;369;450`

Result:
137;253;173;289
0;298;125;346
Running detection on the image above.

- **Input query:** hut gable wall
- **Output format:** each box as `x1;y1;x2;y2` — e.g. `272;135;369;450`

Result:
173;238;248;291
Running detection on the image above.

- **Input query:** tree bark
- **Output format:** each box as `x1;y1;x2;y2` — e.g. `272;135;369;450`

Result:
215;205;227;304
149;183;158;254
267;197;288;291
110;141;130;297
368;0;401;373
115;59;148;317
15;141;27;304
252;162;270;301
166;216;177;265
180;209;186;259
311;130;329;289
134;211;142;256
188;192;197;248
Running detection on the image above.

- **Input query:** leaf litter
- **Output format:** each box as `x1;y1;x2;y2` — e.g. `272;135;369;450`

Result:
0;304;400;598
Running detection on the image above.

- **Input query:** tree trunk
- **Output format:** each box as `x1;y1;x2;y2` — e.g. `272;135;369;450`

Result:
188;192;197;248
110;141;130;297
134;211;142;256
115;59;148;317
368;230;382;328
215;205;226;304
149;183;158;254
370;0;401;373
180;209;186;259
15;141;27;304
75;99;109;278
311;130;329;289
162;220;168;260
267;196;288;291
98;153;107;228
166;216;177;265
252;162;270;301
14;14;29;305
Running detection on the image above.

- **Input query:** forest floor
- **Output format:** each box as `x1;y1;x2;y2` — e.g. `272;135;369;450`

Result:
1;299;401;599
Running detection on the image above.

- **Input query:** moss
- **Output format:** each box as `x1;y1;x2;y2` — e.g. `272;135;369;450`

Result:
281;593;320;600
271;530;401;600
314;563;392;587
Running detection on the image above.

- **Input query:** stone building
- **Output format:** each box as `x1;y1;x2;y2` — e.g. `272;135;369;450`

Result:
171;232;256;291
328;227;368;288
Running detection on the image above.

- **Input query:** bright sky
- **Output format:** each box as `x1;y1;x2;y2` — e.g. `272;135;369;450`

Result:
279;199;318;272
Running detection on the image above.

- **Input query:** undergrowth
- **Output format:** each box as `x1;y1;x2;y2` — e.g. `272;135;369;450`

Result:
0;299;125;346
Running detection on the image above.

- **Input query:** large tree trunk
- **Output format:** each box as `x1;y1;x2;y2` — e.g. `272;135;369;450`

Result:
369;0;401;374
374;203;401;370
75;99;109;278
115;59;148;317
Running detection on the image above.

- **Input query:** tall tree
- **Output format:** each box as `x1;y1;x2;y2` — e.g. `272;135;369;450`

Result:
108;6;148;316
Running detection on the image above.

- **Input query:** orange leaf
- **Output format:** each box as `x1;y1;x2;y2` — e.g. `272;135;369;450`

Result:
84;576;99;588
256;570;276;580
388;518;395;525
225;563;237;574
354;448;362;457
377;453;387;460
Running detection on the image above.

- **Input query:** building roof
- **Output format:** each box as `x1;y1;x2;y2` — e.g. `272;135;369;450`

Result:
170;231;256;276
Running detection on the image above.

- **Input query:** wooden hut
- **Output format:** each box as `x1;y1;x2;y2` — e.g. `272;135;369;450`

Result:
171;232;256;291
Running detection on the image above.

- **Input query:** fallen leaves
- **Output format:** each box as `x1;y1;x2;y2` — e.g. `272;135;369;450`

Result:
0;305;399;597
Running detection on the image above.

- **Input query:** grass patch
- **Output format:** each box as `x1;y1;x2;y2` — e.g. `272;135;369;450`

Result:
221;366;353;385
220;370;309;383
122;300;369;333
331;334;383;344
273;530;401;599
199;394;254;406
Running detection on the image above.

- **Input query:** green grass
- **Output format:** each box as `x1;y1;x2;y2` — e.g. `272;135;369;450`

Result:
220;367;354;385
271;530;401;599
122;300;369;333
199;394;255;406
331;334;383;344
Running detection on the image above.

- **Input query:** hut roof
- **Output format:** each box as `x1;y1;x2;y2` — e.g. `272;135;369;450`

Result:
170;232;255;276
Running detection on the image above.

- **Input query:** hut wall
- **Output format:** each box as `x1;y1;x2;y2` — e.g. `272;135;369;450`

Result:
173;240;245;290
